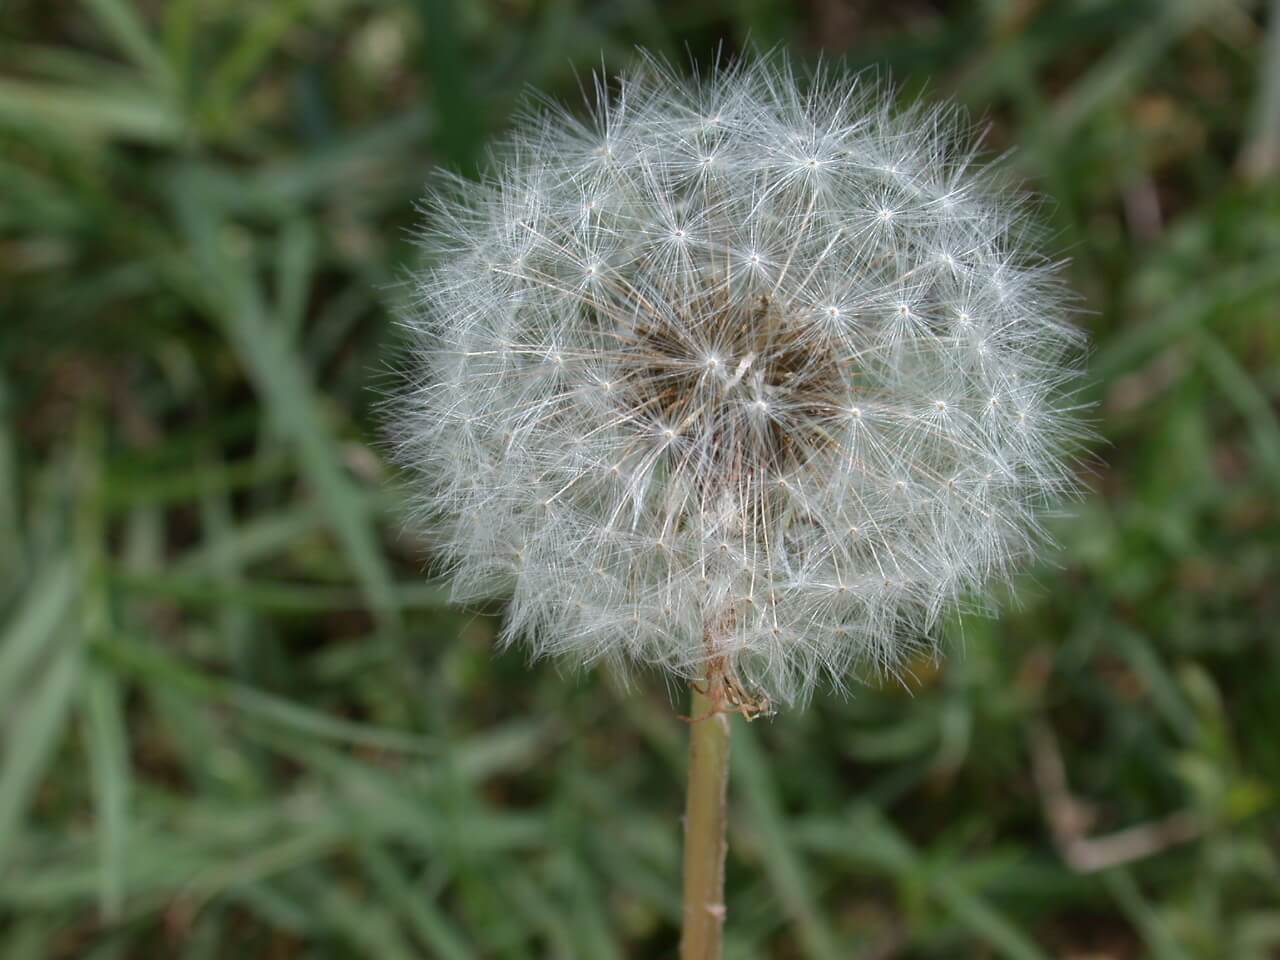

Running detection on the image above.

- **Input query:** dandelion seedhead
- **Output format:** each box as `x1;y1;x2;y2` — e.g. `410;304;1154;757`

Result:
395;51;1086;706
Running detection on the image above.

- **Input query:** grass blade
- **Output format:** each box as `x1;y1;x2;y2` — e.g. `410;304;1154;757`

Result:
932;875;1049;960
0;371;21;582
93;632;439;757
1199;333;1280;491
1103;869;1194;960
357;840;475;960
0;558;76;712
0;645;80;868
0;77;182;143
169;191;401;629
731;721;843;960
84;661;130;921
81;0;174;91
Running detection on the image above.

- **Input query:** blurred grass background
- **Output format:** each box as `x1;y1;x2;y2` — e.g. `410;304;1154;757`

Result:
2;0;1279;957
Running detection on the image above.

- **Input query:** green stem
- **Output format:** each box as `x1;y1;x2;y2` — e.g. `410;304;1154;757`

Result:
680;679;732;960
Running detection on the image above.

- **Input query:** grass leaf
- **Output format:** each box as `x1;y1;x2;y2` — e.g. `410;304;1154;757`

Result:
0;645;80;868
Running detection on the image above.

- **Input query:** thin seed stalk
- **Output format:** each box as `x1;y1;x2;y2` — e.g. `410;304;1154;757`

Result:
680;665;731;960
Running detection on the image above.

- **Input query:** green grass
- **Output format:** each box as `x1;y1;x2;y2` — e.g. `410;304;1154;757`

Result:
3;1;1279;956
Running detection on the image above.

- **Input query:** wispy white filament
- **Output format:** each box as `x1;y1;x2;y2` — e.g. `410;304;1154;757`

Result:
395;51;1085;706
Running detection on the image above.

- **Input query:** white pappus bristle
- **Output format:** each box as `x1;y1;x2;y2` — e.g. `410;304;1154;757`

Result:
393;50;1087;707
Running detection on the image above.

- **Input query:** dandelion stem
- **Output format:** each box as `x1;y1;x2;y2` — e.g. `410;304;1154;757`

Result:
680;666;732;960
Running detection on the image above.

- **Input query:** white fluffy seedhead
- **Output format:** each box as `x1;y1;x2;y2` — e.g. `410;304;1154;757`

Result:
395;51;1086;706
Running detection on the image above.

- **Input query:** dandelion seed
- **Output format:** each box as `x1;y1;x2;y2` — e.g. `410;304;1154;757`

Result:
393;49;1086;709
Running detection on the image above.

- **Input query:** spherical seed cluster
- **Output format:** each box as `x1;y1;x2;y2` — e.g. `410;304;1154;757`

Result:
396;52;1085;706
